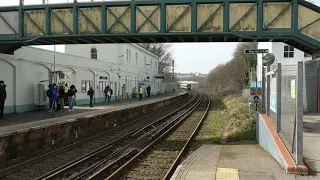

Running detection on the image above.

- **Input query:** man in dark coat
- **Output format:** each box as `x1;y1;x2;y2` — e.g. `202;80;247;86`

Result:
0;80;7;119
87;86;95;107
147;86;151;98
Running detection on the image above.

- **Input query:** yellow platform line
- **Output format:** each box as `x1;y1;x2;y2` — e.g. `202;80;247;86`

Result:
216;168;240;180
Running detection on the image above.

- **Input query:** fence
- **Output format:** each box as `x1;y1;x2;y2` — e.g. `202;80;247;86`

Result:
263;62;304;165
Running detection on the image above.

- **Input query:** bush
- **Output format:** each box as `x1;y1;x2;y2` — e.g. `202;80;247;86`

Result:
222;95;256;142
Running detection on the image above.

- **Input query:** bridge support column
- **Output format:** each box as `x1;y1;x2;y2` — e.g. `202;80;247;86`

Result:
266;65;271;116
262;66;266;113
296;61;304;165
276;63;282;133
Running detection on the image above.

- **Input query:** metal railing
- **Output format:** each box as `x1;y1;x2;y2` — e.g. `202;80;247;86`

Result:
262;62;304;165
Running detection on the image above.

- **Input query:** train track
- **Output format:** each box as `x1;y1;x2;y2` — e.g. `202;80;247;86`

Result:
97;92;210;180
0;93;197;180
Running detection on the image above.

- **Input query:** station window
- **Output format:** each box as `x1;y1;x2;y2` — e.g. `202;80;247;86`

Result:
155;60;158;69
284;45;294;58
99;81;108;92
144;56;146;66
151;59;153;69
82;80;93;93
91;48;97;59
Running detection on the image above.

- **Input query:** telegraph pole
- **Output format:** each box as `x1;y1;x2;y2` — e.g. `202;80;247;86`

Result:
172;60;175;82
54;45;56;83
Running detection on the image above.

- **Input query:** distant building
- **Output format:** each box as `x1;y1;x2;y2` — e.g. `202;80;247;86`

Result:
176;72;208;79
256;42;312;84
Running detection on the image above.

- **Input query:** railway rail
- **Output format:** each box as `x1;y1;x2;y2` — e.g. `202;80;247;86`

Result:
0;92;197;180
102;92;210;180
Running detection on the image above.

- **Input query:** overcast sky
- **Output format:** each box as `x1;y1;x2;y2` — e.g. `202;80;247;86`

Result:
1;0;319;74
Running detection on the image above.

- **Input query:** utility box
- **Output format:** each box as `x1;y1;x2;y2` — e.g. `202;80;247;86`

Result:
37;83;49;111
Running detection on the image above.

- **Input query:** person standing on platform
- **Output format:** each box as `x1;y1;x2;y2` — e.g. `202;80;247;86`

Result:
0;80;7;119
139;86;143;100
59;85;65;111
104;86;111;103
68;85;77;112
49;84;58;115
87;86;95;107
109;88;113;102
55;85;60;111
147;85;151;98
64;83;69;106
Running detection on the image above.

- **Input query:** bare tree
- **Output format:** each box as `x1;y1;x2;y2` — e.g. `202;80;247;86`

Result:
139;43;175;82
206;42;258;94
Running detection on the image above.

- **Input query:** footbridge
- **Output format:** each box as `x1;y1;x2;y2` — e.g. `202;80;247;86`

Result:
0;0;319;55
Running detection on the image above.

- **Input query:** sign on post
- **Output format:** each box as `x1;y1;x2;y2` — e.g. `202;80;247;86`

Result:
245;49;269;54
256;88;263;96
253;96;260;104
250;88;257;95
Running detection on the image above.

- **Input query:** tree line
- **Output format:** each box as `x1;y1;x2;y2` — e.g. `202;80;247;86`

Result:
205;42;258;94
139;42;258;90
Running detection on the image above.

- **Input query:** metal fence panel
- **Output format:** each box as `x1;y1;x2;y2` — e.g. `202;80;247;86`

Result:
280;65;297;150
304;62;318;112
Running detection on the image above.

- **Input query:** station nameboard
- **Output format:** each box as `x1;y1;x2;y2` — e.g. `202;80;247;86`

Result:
245;49;269;54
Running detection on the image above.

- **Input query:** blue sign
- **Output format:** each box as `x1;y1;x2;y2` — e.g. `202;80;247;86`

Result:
270;94;277;113
253;96;260;104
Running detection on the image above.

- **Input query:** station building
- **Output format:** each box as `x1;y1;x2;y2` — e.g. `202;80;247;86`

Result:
256;42;319;113
0;43;168;114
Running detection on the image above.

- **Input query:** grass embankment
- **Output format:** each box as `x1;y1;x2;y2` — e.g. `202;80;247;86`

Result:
222;95;256;142
191;93;256;148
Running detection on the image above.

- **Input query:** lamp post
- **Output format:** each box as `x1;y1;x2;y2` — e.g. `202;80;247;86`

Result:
53;45;56;83
172;59;175;82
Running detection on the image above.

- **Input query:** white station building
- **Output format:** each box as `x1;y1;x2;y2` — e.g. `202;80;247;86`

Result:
256;42;312;83
0;43;171;114
256;42;318;112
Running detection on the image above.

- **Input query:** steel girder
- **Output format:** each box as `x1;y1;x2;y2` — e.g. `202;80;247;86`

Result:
0;0;319;54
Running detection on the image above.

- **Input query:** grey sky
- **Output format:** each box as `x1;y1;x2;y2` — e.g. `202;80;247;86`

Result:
1;0;319;74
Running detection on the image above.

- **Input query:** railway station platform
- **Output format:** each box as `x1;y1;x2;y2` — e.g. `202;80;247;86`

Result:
0;93;183;134
171;114;320;180
171;144;296;180
0;92;188;162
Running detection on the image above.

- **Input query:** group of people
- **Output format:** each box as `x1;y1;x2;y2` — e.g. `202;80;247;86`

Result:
138;85;151;100
0;81;153;119
47;83;77;115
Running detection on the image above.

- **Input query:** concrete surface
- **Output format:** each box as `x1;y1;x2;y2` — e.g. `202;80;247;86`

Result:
0;93;182;135
298;114;320;180
171;145;221;180
0;93;176;127
217;144;297;180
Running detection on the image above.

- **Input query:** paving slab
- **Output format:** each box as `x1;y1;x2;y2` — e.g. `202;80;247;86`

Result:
171;144;221;180
217;144;297;180
302;114;320;179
